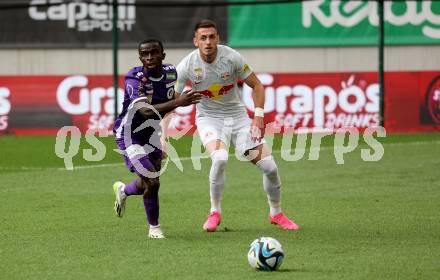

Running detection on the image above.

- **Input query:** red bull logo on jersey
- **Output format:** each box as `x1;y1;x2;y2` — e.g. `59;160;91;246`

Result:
194;83;234;100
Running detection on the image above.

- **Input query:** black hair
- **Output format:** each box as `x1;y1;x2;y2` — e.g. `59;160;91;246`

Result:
138;38;164;53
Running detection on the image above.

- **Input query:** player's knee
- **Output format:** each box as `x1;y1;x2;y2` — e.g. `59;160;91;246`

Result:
256;156;278;176
149;178;160;191
210;149;228;171
142;178;160;196
145;185;160;197
138;179;148;192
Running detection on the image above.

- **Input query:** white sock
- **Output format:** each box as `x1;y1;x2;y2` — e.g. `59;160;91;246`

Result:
210;199;221;213
256;156;282;216
209;149;228;213
269;203;281;217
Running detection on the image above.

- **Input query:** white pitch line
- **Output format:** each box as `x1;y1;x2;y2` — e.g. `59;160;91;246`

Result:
1;140;438;172
57;154;211;171
50;139;440;171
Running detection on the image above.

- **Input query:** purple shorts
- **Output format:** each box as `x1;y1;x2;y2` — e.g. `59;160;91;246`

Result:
116;138;163;178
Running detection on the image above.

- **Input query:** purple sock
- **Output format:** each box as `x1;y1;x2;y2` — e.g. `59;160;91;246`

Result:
124;179;144;196
143;194;159;226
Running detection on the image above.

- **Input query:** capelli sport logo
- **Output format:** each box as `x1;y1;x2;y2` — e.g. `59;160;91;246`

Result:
28;0;136;32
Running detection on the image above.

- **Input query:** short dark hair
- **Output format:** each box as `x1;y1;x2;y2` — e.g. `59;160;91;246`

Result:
138;38;164;53
194;19;218;33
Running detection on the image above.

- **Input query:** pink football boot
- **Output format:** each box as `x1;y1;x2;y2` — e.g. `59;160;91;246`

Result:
203;211;221;232
269;212;300;231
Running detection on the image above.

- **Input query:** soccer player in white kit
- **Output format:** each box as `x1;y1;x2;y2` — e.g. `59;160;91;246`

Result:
175;19;300;232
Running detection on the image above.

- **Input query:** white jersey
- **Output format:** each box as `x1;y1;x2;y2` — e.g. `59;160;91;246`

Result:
176;45;252;119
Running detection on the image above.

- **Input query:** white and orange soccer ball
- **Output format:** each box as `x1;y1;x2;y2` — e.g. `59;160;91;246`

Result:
247;237;284;271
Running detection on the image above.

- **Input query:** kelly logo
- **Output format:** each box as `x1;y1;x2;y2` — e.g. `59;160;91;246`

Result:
303;0;440;39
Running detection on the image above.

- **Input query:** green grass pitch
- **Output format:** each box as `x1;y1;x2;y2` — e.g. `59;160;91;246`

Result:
0;133;439;279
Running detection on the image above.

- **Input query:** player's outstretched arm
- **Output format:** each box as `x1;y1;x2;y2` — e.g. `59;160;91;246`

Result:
137;90;201;119
244;73;265;142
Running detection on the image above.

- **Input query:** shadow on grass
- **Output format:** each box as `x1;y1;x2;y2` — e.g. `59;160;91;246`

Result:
255;268;296;273
277;268;307;273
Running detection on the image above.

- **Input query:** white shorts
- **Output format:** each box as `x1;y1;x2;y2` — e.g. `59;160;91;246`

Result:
196;115;266;155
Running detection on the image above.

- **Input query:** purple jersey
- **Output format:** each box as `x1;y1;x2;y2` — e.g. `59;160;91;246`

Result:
113;64;177;148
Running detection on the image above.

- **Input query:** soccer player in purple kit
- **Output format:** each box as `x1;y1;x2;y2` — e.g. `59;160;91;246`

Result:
112;39;201;238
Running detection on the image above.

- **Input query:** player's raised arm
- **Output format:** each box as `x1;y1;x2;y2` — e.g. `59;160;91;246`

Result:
243;72;265;142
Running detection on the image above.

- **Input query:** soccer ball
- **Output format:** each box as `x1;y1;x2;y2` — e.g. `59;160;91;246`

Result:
247;237;284;271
